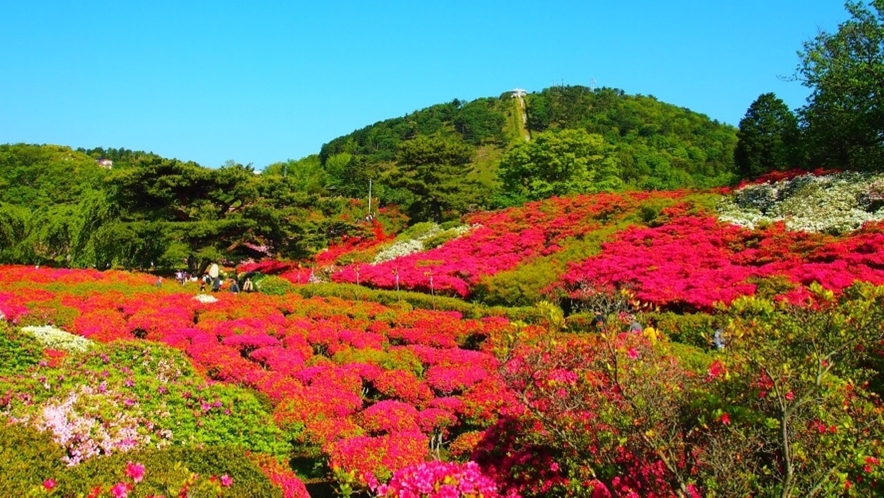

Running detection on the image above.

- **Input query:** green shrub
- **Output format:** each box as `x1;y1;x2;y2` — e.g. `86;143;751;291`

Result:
19;299;80;328
0;323;43;374
0;422;65;495
396;221;439;241
667;342;715;374
648;311;718;349
747;275;798;300
332;347;424;376
52;446;282;498
257;275;297;296
421;227;464;250
292;283;539;323
0;342;291;461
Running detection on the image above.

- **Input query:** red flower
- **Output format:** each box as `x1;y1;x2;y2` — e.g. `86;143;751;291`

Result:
43;479;56;490
720;413;731;425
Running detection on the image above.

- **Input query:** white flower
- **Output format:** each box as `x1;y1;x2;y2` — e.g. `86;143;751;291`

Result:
373;223;474;263
717;172;884;234
193;294;218;303
21;325;92;352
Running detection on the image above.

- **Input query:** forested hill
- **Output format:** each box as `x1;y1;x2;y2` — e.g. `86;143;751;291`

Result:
318;85;738;204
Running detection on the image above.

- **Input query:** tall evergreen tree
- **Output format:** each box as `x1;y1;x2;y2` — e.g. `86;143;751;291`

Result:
386;136;478;223
734;93;799;178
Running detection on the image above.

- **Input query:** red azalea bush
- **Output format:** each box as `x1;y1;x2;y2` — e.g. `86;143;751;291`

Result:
329;430;430;484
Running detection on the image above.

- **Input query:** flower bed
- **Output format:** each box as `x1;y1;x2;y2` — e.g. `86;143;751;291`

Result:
558;210;884;310
0;265;517;493
333;192;685;297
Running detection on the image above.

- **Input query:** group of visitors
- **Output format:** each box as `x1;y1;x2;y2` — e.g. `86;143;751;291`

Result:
591;310;726;351
149;262;257;295
227;278;255;293
195;265;255;295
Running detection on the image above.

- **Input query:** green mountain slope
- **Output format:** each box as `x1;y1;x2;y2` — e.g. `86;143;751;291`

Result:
318;85;738;212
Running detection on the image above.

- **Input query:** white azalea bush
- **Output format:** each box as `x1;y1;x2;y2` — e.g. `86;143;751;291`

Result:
373;222;473;263
717;171;884;234
21;325;92;353
193;293;219;303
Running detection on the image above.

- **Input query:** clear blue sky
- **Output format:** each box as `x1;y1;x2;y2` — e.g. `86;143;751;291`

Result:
0;0;850;169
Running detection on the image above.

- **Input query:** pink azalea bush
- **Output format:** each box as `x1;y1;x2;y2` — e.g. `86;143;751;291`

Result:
559;213;884;310
333;192;684;297
368;460;505;498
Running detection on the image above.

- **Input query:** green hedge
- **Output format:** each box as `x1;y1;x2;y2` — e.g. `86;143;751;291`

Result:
48;446;282;497
0;322;43;374
0;422;65;495
646;310;719;349
291;282;541;323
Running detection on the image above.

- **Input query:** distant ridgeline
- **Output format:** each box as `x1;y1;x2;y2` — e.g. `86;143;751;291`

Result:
318;85;739;208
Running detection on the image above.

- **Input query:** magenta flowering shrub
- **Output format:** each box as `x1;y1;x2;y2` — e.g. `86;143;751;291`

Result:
332;192;685;297
368;460;504;498
559;214;884;310
358;400;421;434
371;369;435;405
425;365;490;394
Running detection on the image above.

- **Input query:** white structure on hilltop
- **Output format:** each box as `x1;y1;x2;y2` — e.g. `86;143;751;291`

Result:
511;88;527;98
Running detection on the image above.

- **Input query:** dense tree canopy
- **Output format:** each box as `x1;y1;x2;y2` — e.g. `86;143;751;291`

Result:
0;145;380;270
386;136;479;223
798;0;884;170
525;86;738;188
497;129;623;204
318;86;738;213
735;93;799;178
0;144;107;207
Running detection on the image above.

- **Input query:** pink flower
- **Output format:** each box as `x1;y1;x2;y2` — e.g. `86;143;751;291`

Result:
785;391;794;401
220;474;233;487
43;478;57;490
125;461;145;483
720;413;731;425
627;348;638;360
111;482;131;498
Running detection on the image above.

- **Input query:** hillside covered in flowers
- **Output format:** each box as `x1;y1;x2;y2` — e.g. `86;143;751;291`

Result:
3;170;884;497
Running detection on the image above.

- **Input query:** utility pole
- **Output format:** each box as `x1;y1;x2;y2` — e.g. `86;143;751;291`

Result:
367;178;372;219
